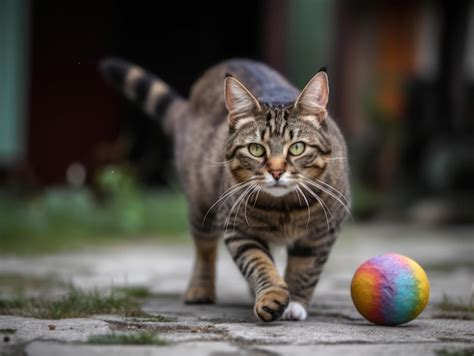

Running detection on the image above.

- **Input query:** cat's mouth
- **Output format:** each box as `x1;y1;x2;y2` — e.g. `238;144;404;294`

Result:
264;185;293;197
261;172;294;196
268;181;288;188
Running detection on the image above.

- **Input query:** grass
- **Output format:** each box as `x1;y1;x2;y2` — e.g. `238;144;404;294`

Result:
0;287;170;320
0;174;189;255
88;332;167;345
0;328;16;334
117;286;153;299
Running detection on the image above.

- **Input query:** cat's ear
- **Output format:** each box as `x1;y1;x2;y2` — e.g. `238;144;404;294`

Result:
294;70;329;124
224;74;261;127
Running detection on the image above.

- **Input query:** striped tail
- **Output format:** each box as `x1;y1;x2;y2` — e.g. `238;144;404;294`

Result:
99;58;181;124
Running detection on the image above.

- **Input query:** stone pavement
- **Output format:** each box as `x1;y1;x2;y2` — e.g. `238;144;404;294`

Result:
0;223;473;355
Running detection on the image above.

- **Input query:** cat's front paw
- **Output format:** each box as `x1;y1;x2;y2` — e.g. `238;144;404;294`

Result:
281;301;308;321
254;287;289;322
183;286;215;304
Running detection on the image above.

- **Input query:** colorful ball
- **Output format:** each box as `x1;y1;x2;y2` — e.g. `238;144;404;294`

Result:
350;253;430;326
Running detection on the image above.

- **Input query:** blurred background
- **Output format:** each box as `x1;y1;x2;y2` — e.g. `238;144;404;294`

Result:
1;0;473;254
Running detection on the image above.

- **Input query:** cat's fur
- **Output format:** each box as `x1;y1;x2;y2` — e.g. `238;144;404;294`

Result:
100;58;350;321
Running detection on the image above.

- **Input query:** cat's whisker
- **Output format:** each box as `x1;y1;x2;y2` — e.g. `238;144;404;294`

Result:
298;173;349;204
203;182;248;223
297;173;350;205
225;183;256;234
326;156;347;162
314;177;350;204
306;179;351;217
233;183;256;229
225;185;252;232
299;182;331;232
293;187;303;207
251;185;262;211
204;158;236;167
301;178;353;222
202;180;253;226
244;184;260;227
295;185;311;227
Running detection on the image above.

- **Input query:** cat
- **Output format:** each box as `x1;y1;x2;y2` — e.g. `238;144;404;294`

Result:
100;58;350;321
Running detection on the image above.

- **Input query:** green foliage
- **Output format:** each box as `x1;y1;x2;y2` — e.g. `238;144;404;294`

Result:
88;332;167;345
0;166;188;254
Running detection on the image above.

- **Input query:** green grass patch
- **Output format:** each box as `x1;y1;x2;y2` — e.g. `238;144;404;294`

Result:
0;165;190;255
438;294;474;313
0;328;16;334
88;332;167;345
117;286;153;299
0;183;189;254
0;287;152;319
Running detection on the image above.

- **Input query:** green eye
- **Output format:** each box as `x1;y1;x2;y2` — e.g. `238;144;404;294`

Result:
289;142;305;156
248;143;266;157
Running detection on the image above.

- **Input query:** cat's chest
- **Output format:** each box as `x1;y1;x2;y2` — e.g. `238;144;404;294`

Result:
245;209;307;244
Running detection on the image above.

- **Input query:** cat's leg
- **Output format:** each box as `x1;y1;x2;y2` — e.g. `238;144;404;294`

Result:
282;231;337;320
183;217;220;304
225;232;289;322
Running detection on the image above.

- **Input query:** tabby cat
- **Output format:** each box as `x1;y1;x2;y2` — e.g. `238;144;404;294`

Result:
100;59;350;321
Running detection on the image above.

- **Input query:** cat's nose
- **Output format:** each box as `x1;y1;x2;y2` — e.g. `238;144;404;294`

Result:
270;170;284;180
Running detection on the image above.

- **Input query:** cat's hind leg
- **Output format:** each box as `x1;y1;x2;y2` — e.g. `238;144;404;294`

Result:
183;214;220;304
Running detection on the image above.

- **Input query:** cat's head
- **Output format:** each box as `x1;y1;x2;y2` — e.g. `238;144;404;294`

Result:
224;70;332;197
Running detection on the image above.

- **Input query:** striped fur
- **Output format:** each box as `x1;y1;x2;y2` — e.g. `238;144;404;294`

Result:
100;58;350;322
100;58;182;133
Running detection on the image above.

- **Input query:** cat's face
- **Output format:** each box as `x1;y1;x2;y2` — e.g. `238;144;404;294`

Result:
224;72;332;197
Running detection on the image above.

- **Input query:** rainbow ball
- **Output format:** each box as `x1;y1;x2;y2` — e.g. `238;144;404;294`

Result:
350;253;430;326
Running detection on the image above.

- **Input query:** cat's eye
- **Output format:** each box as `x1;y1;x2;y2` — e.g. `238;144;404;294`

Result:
288;142;305;156
248;143;266;157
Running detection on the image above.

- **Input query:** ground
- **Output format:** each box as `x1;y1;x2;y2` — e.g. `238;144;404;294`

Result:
0;223;473;355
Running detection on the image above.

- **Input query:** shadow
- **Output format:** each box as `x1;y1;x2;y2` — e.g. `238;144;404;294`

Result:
349;321;423;329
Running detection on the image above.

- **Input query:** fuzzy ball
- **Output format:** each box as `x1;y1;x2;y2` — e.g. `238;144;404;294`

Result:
351;253;430;326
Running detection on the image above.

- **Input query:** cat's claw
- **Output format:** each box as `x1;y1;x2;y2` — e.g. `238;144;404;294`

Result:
281;301;308;321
